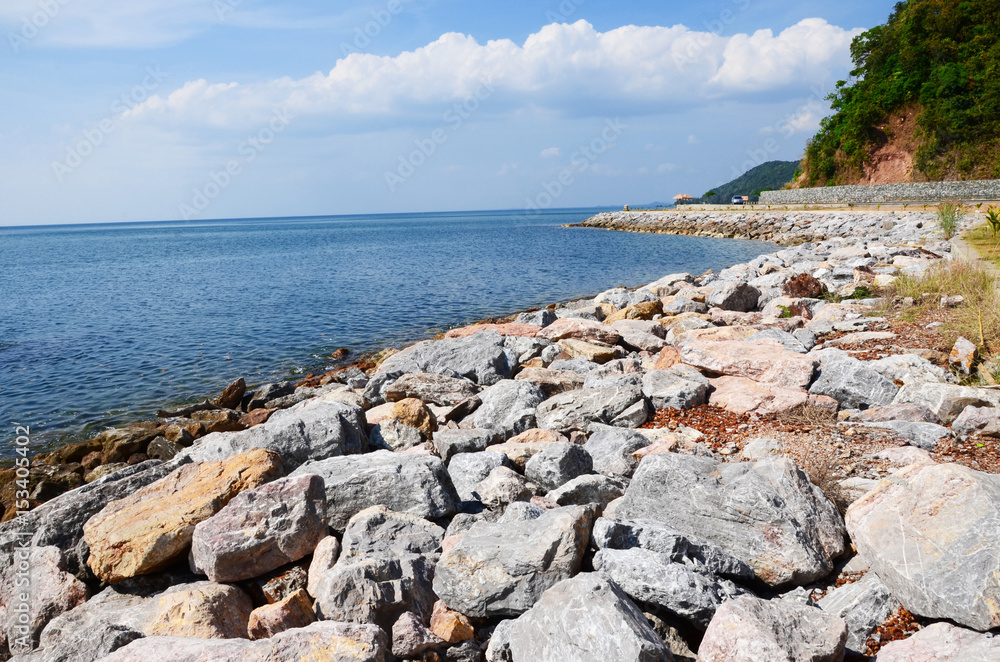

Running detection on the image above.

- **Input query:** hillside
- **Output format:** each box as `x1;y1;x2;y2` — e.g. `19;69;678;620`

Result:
700;161;800;204
802;0;1000;186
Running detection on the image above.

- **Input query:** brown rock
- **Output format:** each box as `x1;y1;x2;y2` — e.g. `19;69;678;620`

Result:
652;347;683;370
191;408;246;433
44;438;103;465
515;367;585;396
83;448;284;583
604;300;664;324
214;378;247;410
708;376;811;416
238;408;276;428
81;451;103;471
429;600;474;644
392;611;445;658
143;581;254;639
557;338;624;364
671;326;758;344
783;273;827;299
508;428;569;445
247;588;315;640
306;536;342;598
391;398;436;439
537;318;622;345
162;420;205;445
249;565;309;605
445;323;542;338
950;336;978;375
680;340;818;389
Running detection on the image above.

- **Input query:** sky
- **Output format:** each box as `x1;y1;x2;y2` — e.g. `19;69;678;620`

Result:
0;0;899;226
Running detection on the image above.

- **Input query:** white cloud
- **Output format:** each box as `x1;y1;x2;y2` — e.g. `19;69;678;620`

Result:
540;147;561;158
121;19;862;130
687;134;699;145
658;163;679;173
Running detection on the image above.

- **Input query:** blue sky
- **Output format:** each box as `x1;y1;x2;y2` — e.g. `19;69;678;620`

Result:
0;0;898;226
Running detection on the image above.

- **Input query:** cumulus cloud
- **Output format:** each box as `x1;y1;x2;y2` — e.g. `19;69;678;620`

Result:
121;19;862;130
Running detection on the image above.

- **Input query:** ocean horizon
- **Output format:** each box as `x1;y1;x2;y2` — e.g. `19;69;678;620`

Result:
0;207;775;460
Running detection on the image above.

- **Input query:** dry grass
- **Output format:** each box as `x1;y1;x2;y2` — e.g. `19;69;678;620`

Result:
891;259;1000;383
800;455;851;516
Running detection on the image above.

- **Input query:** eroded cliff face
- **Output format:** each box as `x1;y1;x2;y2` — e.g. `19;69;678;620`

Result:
860;110;919;185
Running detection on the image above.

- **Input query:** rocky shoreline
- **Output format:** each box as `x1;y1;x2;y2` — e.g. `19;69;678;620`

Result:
3;208;1000;661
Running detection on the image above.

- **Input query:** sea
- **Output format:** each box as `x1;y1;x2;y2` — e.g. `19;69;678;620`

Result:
0;208;776;460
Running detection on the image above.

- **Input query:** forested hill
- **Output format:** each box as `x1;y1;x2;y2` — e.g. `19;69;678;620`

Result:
802;0;1000;186
700;161;800;204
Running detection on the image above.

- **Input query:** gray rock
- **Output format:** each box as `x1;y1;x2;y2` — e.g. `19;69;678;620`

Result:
617;454;847;587
484;573;671;662
546;474;627;509
698;596;847;662
893;382;996;424
547;358;600;374
434;428;495;462
385;372;480;406
535;383;646;432
447;451;511;502
181;400;367;470
663;296;708;315
595;287;658;310
475;466;535;510
584;426;651;478
808;349;899;410
747;329;808;353
94;621;388;662
792;328;818;351
555;305;606;322
366;332;517;404
307;536;341;597
593;548;746;627
850;403;940;424
539;344;562;364
516;309;557;327
291;451;458;531
391;611;444;659
641;366;710;410
582;370;642;391
708;282;761;312
846;462;1000;631
246;381;295;410
874;622;1000;661
339;506;444;563
312;553;437;629
474;380;547;439
369;418;426;452
817;573;898;653
433;505;593;617
146;437;181;461
11;623;143;662
857;420;951;449
190;474;327;583
443;640;481;662
591;517;755;582
952;406;1000;438
867;353;949;385
524;442;593;491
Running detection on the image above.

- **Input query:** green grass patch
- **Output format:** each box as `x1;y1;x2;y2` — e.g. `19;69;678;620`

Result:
966;223;1000;269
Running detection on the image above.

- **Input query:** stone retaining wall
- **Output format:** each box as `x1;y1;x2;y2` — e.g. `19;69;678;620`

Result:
760;180;1000;205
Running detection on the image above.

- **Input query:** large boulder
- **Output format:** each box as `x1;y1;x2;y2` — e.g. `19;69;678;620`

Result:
535;383;648;432
617;454;846;587
95;621;388;662
709;376;811;416
537;318;622;345
514;367;585;397
583;426;651;478
385;373;480;406
484;573;671;662
291;451;458;531
524;442;593;491
83;449;283;583
190;474;327;583
365;332;517;404
680;340;818;389
875;622;1000;661
339;506;444;563
180;400;367;470
641;366;710;411
433;504;593;617
474;380;547;439
953;406;1000;438
845;462;1000;631
446;451;510;502
808;349;899;410
434;429;494;462
893;382;996;424
708;282;761;312
698;596;847;662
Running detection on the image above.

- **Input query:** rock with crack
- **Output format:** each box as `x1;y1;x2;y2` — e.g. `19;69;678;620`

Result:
616;454;846;587
698;595;847;662
641;365;710;410
845;461;1000;631
893;382;997;424
680;340;818;389
535;383;648;432
473;380;547;439
434;429;494;463
446;451;511;503
583;426;651;478
433;504;593;617
483;573;671;662
524;442;593;491
385;372;480;406
816;573;898;653
807;348;898;410
874;621;1000;661
952;406;1000;439
546;474;627;509
290;451;458;531
339;506;444;563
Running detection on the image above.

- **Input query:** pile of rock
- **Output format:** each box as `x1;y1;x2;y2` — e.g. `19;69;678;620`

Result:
2;209;999;661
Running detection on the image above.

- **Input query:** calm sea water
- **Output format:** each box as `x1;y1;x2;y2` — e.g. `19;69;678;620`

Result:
0;209;774;458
